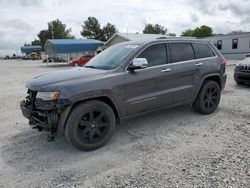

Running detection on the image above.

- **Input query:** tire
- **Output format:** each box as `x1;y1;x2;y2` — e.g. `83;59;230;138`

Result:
193;80;221;114
65;100;116;151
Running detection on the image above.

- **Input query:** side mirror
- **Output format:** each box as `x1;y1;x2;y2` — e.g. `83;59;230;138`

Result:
128;58;148;71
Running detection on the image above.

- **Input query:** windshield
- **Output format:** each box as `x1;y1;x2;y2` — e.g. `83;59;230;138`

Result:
85;43;139;70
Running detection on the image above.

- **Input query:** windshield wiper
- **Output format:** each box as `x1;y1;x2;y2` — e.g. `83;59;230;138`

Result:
84;65;97;69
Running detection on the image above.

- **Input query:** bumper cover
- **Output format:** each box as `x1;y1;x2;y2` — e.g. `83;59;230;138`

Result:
20;99;71;131
234;71;250;83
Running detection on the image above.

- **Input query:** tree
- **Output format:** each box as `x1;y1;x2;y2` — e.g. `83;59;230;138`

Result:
31;39;41;46
37;30;49;48
81;17;118;41
33;19;74;48
47;19;74;40
181;29;193;37
81;17;103;40
102;23;118;41
181;25;213;38
192;25;213;38
143;24;167;34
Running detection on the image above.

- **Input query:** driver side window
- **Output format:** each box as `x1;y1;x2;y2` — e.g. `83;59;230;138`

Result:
137;43;167;67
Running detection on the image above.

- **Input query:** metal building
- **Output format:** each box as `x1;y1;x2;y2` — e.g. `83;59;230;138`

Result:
44;39;103;61
205;33;250;60
103;33;170;50
21;45;42;54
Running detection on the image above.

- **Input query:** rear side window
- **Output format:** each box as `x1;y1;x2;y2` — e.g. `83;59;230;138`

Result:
192;43;215;59
169;43;194;63
137;44;167;67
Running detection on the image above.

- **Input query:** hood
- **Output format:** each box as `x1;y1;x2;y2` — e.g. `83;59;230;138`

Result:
26;67;108;91
239;58;250;65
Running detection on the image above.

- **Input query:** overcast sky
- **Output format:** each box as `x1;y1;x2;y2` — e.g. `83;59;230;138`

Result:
0;0;249;56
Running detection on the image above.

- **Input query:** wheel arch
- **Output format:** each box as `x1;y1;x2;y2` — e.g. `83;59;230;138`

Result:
193;74;222;101
58;96;121;132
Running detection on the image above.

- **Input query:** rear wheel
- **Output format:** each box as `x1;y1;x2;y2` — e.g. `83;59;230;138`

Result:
65;100;116;151
193;80;221;114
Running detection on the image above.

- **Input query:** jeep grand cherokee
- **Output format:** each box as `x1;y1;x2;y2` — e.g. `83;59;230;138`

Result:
20;39;227;150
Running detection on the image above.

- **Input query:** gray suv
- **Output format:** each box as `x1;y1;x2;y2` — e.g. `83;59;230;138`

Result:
20;39;227;150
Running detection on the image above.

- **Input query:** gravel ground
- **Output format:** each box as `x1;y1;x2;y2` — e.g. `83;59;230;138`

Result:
0;60;249;188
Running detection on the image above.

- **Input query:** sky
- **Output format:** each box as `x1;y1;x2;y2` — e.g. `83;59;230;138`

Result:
0;0;250;56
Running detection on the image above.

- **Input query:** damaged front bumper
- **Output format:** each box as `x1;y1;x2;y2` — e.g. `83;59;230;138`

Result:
20;90;72;140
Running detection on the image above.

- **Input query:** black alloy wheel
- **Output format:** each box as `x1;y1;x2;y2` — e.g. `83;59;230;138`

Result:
65;100;116;150
77;110;110;144
193;80;221;114
203;86;219;110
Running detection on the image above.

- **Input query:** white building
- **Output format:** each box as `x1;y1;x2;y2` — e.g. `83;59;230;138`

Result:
205;33;250;60
103;33;170;49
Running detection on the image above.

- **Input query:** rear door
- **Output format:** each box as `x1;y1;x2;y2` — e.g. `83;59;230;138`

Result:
124;43;173;115
168;42;200;104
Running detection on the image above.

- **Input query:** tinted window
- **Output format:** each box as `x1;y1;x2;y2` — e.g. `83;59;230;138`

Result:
137;44;167;67
217;40;222;50
192;43;215;59
232;39;238;49
169;43;194;63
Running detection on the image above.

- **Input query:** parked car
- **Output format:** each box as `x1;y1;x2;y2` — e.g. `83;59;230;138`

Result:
20;39;227;150
234;57;250;85
69;54;94;66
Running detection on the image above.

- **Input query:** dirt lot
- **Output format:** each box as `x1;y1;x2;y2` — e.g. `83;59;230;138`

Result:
0;60;249;188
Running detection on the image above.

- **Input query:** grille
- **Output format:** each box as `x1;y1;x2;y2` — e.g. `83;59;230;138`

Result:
241;65;250;72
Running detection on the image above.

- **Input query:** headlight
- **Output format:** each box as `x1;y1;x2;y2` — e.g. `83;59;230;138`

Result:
36;91;60;101
235;64;240;67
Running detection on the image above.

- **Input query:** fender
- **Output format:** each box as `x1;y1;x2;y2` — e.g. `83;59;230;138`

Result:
57;92;121;132
193;73;223;101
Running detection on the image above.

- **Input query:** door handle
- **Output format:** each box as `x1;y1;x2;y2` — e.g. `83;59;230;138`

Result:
161;68;171;73
195;63;203;66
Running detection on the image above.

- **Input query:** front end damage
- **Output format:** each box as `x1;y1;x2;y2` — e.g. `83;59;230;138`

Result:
20;90;72;141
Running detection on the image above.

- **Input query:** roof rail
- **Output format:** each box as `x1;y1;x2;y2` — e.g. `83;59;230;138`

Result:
157;37;168;39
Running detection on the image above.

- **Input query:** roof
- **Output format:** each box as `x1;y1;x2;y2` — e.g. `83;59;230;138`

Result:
21;45;42;54
109;37;206;46
105;33;170;46
204;32;250;40
45;39;103;53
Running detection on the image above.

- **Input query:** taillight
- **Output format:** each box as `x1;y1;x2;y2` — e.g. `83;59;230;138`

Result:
223;58;227;65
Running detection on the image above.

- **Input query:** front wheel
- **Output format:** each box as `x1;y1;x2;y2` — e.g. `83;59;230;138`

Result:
65;100;116;151
193;80;221;114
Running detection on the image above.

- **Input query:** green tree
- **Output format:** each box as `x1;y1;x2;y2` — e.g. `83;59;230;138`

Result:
102;23;118;41
181;29;193;36
192;25;213;38
47;19;74;40
34;19;74;48
143;24;167;34
181;25;213;38
81;17;103;40
31;39;41;45
37;30;49;48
